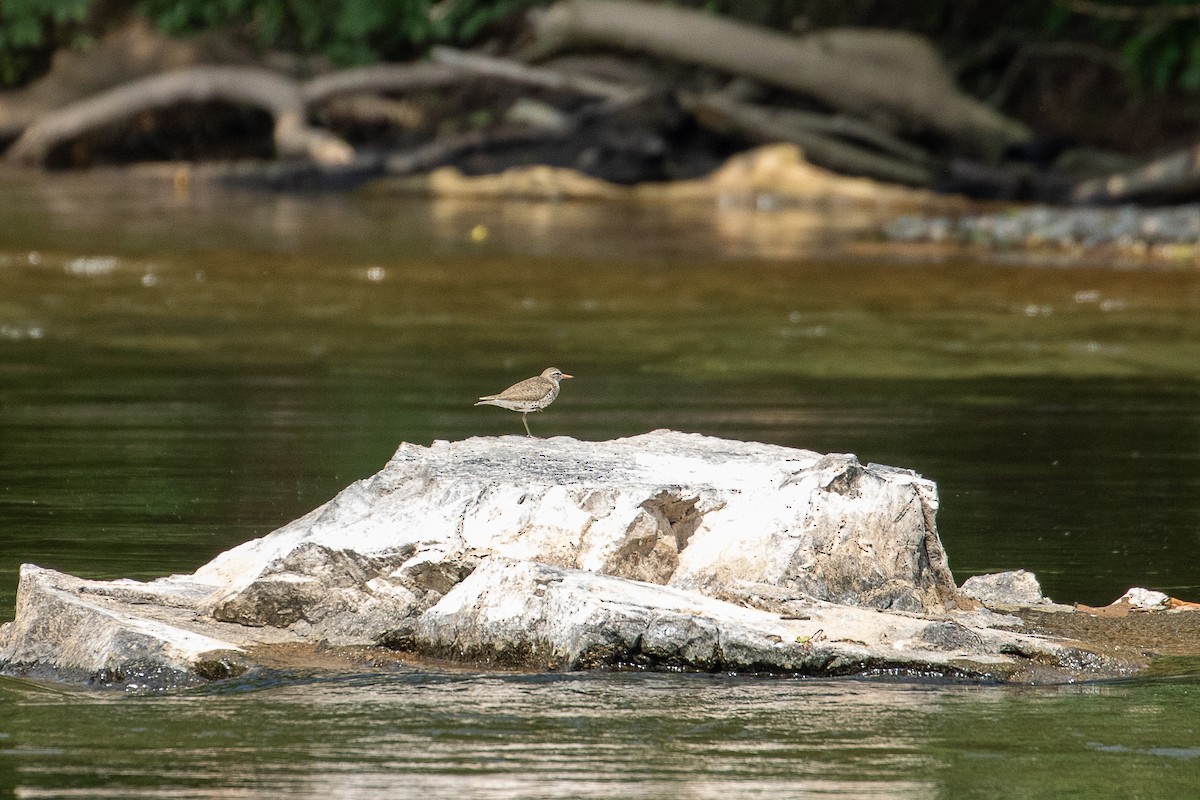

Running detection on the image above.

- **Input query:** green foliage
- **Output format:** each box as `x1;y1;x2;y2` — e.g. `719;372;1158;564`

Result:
136;0;544;66
0;0;91;86
993;1;1200;95
139;0;436;64
435;0;542;44
1119;18;1200;93
1008;0;1200;95
0;0;545;86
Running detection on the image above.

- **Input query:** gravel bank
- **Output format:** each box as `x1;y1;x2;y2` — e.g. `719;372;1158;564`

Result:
887;204;1200;261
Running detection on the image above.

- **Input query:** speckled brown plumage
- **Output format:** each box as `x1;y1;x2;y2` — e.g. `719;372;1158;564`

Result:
475;367;573;437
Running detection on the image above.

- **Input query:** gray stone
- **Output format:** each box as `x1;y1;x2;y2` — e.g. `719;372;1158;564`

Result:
959;569;1051;609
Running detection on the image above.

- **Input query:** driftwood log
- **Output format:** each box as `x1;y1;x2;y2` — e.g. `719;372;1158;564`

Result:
429;46;636;104
300;62;462;106
521;0;1030;159
5;66;355;166
2;49;635;167
1072;143;1200;204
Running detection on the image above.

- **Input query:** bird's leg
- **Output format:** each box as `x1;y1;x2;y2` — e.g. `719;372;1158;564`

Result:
521;413;532;437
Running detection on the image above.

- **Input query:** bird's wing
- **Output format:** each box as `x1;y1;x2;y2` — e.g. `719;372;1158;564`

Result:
494;376;551;402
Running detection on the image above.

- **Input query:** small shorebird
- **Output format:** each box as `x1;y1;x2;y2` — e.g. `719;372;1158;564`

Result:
475;367;573;437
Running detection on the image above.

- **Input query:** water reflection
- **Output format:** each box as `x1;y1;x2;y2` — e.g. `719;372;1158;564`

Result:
5;670;1200;798
0;170;882;265
2;673;943;799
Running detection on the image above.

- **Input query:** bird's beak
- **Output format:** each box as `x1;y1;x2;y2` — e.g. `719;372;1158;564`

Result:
561;373;574;379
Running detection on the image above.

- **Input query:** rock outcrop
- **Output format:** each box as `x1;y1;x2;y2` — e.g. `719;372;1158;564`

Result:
0;431;1138;688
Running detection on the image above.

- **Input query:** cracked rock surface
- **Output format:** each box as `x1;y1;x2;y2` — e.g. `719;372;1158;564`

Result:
0;431;1139;688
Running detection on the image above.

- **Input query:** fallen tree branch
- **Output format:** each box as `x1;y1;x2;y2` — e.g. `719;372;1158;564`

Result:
5;66;353;166
383;61;653;179
1072;143;1200;203
430;46;638;103
681;92;936;186
5;52;643;168
300;62;463;105
521;0;1029;158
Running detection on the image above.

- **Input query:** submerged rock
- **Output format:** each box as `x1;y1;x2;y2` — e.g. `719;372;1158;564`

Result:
0;431;1140;688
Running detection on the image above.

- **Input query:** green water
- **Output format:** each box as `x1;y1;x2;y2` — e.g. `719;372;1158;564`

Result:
3;671;1200;799
1;170;1199;797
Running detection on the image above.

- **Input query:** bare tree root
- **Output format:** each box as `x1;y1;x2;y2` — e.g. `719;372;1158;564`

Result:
522;0;1029;159
4;50;643;168
5;66;354;166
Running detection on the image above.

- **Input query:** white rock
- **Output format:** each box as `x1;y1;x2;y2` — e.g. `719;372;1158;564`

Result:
0;432;1137;687
1119;587;1171;610
199;431;956;634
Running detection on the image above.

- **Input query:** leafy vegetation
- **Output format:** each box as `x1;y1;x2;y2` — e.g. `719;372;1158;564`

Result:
0;0;91;85
0;0;544;86
138;0;542;66
1019;0;1200;93
1120;17;1200;92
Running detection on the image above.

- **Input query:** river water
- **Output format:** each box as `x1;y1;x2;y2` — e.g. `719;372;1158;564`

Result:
1;171;1198;797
